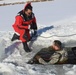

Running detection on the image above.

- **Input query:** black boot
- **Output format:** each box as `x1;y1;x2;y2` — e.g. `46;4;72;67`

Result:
22;42;32;52
11;33;20;41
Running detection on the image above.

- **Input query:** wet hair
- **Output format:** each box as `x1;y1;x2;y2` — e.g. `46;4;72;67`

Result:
54;40;62;48
25;4;32;11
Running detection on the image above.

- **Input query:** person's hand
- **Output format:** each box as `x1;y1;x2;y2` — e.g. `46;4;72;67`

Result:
35;55;48;65
30;30;37;38
39;58;48;65
33;30;37;36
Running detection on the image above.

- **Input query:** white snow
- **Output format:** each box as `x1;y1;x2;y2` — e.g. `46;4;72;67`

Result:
0;0;76;75
0;0;28;4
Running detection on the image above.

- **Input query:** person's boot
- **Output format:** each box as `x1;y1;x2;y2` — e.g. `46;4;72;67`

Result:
22;42;32;52
11;33;20;41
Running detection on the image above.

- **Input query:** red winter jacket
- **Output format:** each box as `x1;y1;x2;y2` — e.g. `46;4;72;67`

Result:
12;3;37;34
13;15;37;32
12;3;37;42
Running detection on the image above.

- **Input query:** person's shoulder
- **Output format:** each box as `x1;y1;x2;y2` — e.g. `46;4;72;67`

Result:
40;46;53;51
48;46;53;50
15;15;23;19
16;10;24;17
15;10;24;19
39;46;52;51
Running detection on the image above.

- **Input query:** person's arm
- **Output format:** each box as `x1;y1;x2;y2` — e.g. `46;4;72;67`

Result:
48;53;61;64
59;49;68;63
30;16;37;37
34;48;48;65
32;17;37;30
35;55;48;65
15;16;30;29
23;19;33;25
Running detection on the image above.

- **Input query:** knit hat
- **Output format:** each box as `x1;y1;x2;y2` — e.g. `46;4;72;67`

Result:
24;2;32;11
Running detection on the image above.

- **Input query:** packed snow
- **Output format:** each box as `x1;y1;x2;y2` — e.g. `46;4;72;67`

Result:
0;0;76;75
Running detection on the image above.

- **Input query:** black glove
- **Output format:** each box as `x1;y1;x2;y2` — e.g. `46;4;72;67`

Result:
33;30;37;36
31;30;37;39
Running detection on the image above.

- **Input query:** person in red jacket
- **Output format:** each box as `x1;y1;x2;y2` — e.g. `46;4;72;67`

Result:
11;2;37;52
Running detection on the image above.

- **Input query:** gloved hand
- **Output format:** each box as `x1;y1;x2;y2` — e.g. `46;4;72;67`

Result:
33;30;37;36
30;30;37;40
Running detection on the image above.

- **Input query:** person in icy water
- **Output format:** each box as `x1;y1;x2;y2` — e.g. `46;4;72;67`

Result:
28;40;68;64
11;2;37;52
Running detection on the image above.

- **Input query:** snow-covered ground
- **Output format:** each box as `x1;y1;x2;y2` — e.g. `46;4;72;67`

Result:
0;0;76;75
0;0;28;4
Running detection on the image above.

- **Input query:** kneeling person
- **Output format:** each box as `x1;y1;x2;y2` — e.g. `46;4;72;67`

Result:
11;2;37;52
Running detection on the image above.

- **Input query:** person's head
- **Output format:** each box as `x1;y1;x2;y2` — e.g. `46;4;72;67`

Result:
24;3;32;16
52;40;62;51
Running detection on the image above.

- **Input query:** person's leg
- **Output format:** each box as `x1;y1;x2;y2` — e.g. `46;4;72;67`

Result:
20;29;31;52
11;33;20;41
11;26;20;41
22;42;31;52
12;26;31;52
